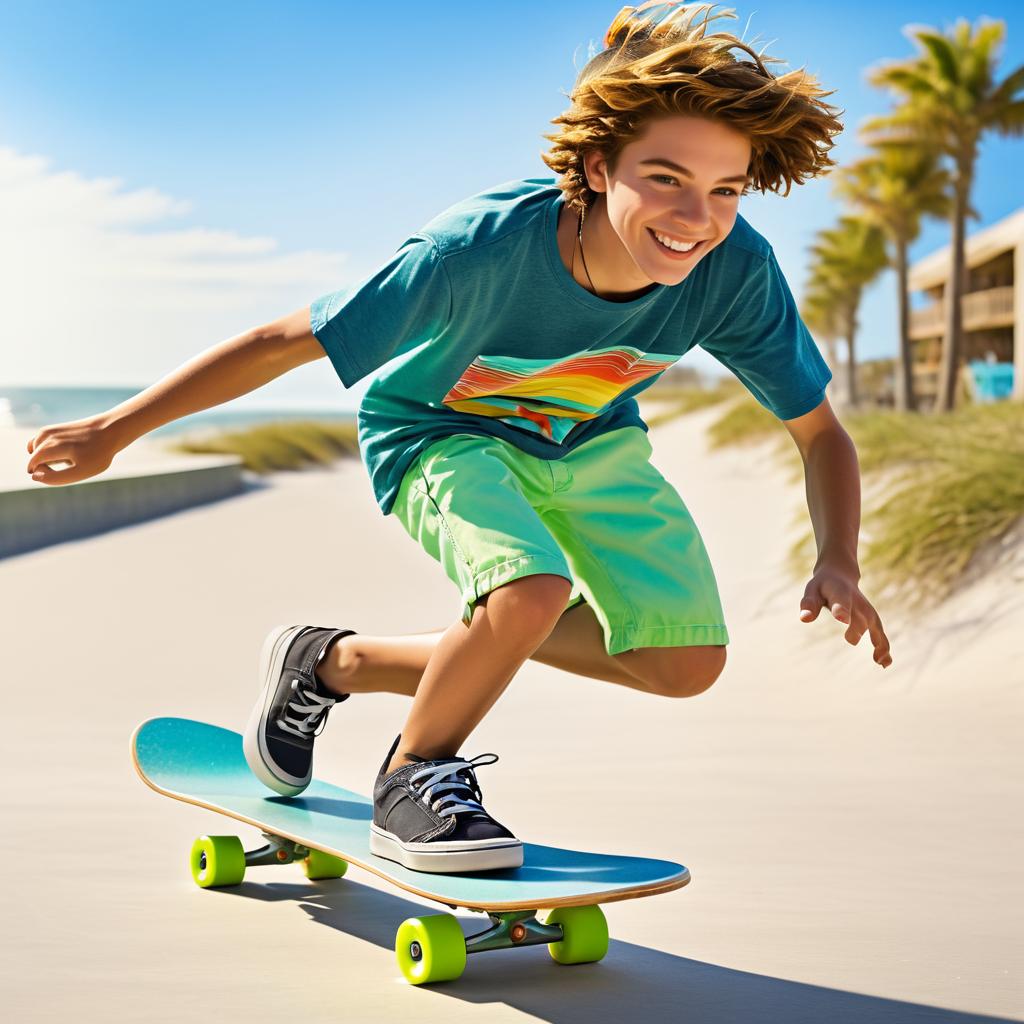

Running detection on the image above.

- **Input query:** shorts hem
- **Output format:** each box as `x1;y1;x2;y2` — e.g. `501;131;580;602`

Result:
460;556;574;621
606;623;729;656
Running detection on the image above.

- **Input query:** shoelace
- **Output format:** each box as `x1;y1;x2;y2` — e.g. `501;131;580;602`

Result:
408;754;499;819
276;677;337;739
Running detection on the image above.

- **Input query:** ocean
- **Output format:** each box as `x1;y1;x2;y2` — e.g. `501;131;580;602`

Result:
1;386;356;437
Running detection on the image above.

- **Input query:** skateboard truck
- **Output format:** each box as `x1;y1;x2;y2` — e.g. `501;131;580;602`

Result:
242;832;309;867
463;910;563;955
238;835;566;954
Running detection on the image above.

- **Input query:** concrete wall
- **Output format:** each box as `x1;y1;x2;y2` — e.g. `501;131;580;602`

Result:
0;459;246;559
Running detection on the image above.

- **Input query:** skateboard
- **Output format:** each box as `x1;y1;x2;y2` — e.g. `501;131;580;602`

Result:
131;716;691;985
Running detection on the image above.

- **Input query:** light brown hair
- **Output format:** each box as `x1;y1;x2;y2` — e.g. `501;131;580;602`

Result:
541;2;843;213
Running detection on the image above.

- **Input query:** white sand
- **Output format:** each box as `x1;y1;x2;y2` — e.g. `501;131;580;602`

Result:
1;406;1021;1022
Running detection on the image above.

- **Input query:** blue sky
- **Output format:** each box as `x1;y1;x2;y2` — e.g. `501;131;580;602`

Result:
1;1;1021;411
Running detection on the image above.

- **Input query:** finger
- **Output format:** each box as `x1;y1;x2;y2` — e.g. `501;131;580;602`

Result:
30;461;79;485
799;583;824;622
844;616;868;646
830;601;852;625
867;615;893;668
27;445;72;475
27;428;50;455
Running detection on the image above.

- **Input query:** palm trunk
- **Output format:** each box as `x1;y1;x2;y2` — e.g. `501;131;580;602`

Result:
825;337;839;375
938;171;971;412
845;303;859;407
895;237;917;412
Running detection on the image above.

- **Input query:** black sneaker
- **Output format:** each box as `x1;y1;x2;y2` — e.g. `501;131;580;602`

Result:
243;624;355;796
369;734;524;873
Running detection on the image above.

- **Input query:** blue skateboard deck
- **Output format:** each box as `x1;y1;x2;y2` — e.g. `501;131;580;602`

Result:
131;716;690;912
132;716;690;983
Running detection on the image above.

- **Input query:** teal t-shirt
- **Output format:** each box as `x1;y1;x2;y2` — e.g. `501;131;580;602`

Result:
311;177;831;516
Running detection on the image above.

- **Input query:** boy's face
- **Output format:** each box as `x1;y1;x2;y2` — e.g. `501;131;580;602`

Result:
584;115;751;287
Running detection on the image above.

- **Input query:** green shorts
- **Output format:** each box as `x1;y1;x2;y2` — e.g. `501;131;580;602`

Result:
391;426;729;656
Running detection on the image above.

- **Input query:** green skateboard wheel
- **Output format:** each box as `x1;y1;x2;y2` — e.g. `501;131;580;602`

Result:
395;914;467;985
302;848;349;880
543;905;609;964
189;835;246;888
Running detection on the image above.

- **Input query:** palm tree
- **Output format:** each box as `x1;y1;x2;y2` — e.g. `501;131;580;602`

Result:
833;144;952;412
866;18;1024;412
805;217;889;407
801;280;843;373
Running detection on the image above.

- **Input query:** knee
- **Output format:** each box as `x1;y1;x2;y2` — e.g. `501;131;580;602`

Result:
475;573;573;643
637;644;727;698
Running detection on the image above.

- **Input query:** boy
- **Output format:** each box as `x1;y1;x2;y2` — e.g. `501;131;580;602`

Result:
24;3;893;875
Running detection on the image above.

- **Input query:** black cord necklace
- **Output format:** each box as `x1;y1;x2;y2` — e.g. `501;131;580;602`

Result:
573;207;598;296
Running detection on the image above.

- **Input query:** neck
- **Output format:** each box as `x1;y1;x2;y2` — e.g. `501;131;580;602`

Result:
560;195;658;303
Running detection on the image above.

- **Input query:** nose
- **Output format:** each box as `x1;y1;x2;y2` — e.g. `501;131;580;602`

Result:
670;190;713;234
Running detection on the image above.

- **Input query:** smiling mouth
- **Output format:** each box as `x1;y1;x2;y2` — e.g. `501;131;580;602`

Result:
648;228;707;258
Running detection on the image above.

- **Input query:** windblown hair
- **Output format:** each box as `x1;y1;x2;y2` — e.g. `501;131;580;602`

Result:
541;2;843;214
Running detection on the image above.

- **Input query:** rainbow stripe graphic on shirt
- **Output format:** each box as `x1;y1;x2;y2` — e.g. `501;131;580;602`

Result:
442;345;678;444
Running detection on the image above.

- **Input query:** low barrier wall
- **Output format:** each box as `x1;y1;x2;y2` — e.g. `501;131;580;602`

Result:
0;458;246;559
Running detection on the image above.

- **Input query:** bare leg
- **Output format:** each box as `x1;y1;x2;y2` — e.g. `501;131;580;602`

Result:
316;598;660;705
376;574;571;775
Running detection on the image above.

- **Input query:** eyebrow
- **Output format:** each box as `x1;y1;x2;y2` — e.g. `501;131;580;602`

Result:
639;158;750;185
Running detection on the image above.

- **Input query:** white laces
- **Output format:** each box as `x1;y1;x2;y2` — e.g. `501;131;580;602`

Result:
408;754;499;818
276;678;336;739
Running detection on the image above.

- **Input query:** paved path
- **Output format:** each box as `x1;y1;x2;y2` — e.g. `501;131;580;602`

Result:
2;405;1020;1022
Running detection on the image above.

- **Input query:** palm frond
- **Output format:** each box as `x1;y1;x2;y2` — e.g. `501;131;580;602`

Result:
992;98;1024;136
915;30;961;85
982;62;1024;110
834;141;953;245
862;112;929;144
954;18;973;51
868;64;937;99
963;20;1005;93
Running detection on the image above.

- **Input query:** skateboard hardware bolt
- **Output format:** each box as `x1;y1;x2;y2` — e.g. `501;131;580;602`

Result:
276;849;289;862
511;923;527;943
409;941;423;961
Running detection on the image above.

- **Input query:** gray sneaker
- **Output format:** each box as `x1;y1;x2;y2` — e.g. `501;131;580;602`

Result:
369;733;524;873
243;624;355;796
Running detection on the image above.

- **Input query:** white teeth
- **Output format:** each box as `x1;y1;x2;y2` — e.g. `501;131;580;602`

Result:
654;231;699;252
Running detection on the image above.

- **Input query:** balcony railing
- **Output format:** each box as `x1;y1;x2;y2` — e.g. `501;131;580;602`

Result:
909;285;1015;339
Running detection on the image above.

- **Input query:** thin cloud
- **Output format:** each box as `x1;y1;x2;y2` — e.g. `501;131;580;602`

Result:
0;147;356;385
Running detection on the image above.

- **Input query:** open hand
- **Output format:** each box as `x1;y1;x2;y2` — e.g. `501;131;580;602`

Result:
799;565;893;668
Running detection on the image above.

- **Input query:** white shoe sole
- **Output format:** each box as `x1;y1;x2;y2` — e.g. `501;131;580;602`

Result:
369;823;524;872
242;624;311;797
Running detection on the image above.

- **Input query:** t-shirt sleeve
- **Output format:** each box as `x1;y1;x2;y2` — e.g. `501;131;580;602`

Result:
309;236;452;388
698;247;833;420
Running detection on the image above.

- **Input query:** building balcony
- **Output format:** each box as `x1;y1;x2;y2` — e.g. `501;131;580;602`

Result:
909;285;1015;340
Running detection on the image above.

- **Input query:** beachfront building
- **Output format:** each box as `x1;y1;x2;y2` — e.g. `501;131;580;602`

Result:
908;207;1023;408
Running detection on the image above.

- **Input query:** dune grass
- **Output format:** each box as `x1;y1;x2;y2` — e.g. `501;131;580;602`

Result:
166;419;359;473
844;401;1024;607
643;377;745;426
647;383;1023;607
761;399;1022;609
705;393;784;450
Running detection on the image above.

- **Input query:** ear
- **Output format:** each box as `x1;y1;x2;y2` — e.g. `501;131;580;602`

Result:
582;150;610;194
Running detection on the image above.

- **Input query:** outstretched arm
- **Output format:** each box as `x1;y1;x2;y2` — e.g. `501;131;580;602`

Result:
783;396;893;669
25;306;325;485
